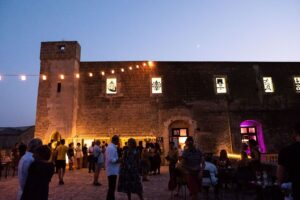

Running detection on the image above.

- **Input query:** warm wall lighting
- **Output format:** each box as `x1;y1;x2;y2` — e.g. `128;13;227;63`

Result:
42;75;47;80
228;153;241;160
20;75;27;81
136;65;139;69
60;74;65;80
129;66;133;70
75;73;80;79
101;71;105;76
143;62;147;67
111;70;115;74
121;68;124;72
148;61;154;67
89;72;93;77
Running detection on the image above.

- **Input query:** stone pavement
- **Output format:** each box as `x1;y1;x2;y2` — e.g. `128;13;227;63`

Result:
0;166;257;200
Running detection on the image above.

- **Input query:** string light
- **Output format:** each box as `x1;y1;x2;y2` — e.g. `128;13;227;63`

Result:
0;61;154;81
42;75;47;80
20;75;27;81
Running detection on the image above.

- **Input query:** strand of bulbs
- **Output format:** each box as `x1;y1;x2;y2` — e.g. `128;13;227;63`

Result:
0;61;154;81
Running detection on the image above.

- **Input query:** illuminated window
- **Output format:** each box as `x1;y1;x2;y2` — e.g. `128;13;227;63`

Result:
263;77;274;93
294;76;300;93
106;78;117;94
215;76;227;94
241;128;247;134
151;77;162;94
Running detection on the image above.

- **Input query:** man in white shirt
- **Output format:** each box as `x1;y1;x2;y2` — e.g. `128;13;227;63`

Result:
105;135;120;200
17;138;42;200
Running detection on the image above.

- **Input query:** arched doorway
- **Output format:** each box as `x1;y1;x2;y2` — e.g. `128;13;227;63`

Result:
240;120;266;153
168;120;190;150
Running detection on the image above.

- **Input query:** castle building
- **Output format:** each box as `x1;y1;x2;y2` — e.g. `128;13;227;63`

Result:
35;41;300;156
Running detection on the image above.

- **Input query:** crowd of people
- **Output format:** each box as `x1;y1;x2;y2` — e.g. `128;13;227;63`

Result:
165;123;300;200
10;135;163;200
1;122;299;199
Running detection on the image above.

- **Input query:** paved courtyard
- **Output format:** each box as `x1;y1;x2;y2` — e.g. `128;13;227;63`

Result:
0;166;260;200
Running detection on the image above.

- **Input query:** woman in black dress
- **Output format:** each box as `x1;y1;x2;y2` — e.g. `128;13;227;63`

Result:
21;145;54;200
118;138;144;200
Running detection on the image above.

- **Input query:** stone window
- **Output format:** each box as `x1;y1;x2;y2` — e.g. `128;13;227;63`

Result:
106;77;117;94
293;76;300;93
57;82;61;93
58;45;65;52
262;77;274;93
214;76;228;94
151;77;162;94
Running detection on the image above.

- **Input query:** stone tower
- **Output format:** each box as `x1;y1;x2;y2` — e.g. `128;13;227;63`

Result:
35;41;80;143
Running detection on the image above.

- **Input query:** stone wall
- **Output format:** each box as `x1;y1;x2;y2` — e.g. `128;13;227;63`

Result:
35;41;300;154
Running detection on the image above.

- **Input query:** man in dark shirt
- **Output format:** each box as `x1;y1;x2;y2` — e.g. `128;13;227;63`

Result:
182;136;204;200
278;123;300;200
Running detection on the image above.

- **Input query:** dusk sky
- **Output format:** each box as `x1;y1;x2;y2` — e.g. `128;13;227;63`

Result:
0;0;299;127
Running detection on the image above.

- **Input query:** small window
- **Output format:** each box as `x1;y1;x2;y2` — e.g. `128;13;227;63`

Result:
58;45;65;52
106;78;117;94
263;77;274;93
151;77;162;94
57;83;61;93
293;76;300;93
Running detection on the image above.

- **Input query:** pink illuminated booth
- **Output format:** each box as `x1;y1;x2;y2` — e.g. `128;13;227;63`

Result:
240;120;266;153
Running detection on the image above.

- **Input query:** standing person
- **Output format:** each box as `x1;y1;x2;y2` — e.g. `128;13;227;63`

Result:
11;143;20;176
217;149;231;188
56;139;68;185
67;143;74;170
118;138;144;200
105;135;120;200
17;138;42;200
93;140;104;186
202;154;218;199
137;141;144;158
141;143;150;181
88;142;95;173
75;143;83;169
18;142;27;158
277;123;300;200
82;144;88;168
21;145;54;200
182;136;204;200
166;142;178;179
153;143;161;175
249;139;261;173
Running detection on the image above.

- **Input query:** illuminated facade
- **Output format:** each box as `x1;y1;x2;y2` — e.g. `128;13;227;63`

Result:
35;41;300;155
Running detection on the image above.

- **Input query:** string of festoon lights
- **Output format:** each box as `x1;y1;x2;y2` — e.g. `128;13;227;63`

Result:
0;61;155;81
